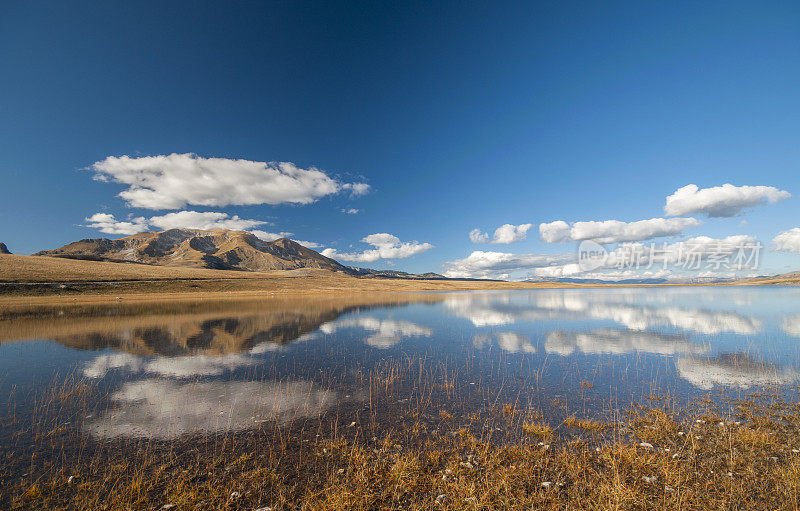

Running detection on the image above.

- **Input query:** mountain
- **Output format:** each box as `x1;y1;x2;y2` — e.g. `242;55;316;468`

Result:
34;229;447;279
35;229;350;273
0;243;10;254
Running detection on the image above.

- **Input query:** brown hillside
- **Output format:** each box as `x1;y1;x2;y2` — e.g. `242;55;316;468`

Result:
35;229;349;273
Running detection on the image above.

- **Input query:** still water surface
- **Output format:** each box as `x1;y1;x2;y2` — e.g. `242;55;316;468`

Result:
1;287;799;442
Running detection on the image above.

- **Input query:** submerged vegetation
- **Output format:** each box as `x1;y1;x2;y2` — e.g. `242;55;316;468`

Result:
2;357;800;510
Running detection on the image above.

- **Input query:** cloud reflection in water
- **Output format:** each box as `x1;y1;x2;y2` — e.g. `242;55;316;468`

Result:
85;379;338;440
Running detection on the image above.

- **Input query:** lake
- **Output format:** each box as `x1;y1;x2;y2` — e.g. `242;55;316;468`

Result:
2;286;799;443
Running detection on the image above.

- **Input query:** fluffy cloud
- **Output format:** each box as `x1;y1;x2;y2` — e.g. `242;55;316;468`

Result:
148;211;266;230
442;251;574;280
249;230;294;241
664;184;790;217
85;211;323;248
342;183;371;196
321;233;433;262
469;223;533;244
533;235;759;279
248;229;320;248
90;153;369;209
84;213;149;235
341;208;360;214
85;211;267;235
539;217;700;244
773;228;800;254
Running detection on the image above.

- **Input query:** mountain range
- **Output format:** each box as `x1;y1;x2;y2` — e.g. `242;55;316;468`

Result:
33;229;446;279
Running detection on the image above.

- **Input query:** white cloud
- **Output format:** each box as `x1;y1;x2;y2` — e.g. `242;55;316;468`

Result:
249;230;294;241
341;183;371;196
532;263;586;278
539;217;700;244
148;211;266;231
538;220;571;243
773;228;800;254
442;251;574;279
90;153;369;209
341;208;360;215
470;224;533;244
248;229;320;248
321;233;433;262
84;212;323;249
85;211;267;235
84;213;150;235
534;235;759;280
664;184;790;217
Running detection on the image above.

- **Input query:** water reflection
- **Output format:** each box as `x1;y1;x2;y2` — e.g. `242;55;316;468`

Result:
2;287;800;440
782;315;800;337
84;352;259;379
674;354;798;390
85;379;339;440
473;332;537;353
320;317;433;348
544;329;708;356
446;289;764;334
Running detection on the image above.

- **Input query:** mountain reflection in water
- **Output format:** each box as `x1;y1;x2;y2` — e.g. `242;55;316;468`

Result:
2;287;800;440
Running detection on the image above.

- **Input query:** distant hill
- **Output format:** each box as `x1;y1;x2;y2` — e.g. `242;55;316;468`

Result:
0;243;10;254
525;275;766;285
36;229;350;273
34;229;445;279
347;267;447;280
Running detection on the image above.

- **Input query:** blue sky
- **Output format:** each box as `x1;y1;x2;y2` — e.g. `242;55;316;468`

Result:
1;1;799;280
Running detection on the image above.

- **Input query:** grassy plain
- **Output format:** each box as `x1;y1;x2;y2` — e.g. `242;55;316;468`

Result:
0;254;599;304
2;254;798;306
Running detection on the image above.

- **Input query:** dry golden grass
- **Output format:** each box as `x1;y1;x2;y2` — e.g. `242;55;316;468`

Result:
0;253;623;304
0;254;265;282
1;254;797;304
563;416;609;431
2;346;799;510
5;385;800;510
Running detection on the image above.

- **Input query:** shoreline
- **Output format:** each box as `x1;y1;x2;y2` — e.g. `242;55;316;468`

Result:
0;253;797;305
